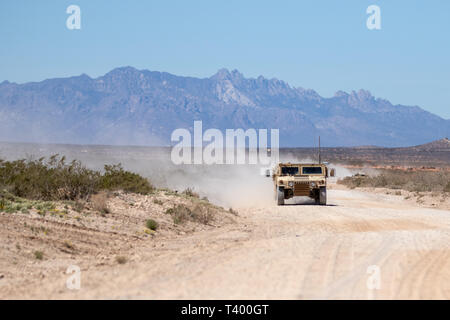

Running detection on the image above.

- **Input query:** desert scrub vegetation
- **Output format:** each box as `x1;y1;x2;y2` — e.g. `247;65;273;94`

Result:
0;155;153;203
166;204;191;224
34;251;44;260
182;187;199;199
90;192;110;214
0;190;55;214
338;169;450;193
115;256;127;264
146;219;159;231
191;203;214;224
99;164;153;195
165;202;215;225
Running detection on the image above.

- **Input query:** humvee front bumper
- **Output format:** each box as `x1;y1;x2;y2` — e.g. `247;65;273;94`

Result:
280;181;324;198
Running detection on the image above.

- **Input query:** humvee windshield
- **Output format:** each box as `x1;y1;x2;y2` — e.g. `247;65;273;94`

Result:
281;167;299;175
302;167;322;174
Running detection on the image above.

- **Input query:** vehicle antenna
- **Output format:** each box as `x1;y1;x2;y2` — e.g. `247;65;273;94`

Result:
318;136;321;164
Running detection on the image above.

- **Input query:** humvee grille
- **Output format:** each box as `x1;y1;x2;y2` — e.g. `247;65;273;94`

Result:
294;182;310;196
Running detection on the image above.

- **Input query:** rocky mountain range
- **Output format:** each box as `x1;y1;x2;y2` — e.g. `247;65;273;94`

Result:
0;67;448;147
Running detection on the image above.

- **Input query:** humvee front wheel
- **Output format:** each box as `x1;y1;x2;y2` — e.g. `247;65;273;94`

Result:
314;193;320;205
277;187;285;206
319;187;327;205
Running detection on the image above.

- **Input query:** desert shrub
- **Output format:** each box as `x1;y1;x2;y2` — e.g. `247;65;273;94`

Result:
0;156;99;201
166;203;214;225
338;169;450;192
167;204;192;224
191;204;214;224
182;188;199;198
0;156;153;201
146;219;159;230
99;164;153;195
153;199;163;205
0;190;55;214
72;200;85;213
34;251;44;260
115;256;127;264
90;192;110;214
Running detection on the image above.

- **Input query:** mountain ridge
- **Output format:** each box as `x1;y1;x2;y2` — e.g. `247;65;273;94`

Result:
0;66;448;147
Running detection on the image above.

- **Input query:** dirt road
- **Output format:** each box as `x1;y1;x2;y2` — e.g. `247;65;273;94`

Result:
3;188;450;299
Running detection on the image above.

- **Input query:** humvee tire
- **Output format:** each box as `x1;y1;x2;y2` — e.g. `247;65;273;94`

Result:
277;187;285;206
319;187;327;205
315;193;320;205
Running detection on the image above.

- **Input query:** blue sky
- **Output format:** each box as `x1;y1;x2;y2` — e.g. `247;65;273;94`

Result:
1;0;449;118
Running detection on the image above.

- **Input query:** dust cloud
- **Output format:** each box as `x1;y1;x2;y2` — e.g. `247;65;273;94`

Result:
0;142;361;208
0;143;275;208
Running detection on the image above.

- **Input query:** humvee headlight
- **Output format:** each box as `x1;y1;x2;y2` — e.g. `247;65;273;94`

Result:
288;181;294;187
311;182;317;188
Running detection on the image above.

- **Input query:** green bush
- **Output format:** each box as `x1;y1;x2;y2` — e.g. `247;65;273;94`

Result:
0;156;153;201
146;219;159;231
99;164;153;195
0;156;98;200
34;251;44;260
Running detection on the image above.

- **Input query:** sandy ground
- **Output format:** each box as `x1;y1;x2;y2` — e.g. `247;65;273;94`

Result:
1;187;450;300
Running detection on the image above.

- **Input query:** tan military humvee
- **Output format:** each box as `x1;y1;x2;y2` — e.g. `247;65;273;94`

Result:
271;163;335;205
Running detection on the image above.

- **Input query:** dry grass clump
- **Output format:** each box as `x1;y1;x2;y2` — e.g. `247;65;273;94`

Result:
90;192;110;214
63;240;75;250
165;202;215;225
191;204;214;224
182;188;199;199
338;169;450;193
166;204;192;224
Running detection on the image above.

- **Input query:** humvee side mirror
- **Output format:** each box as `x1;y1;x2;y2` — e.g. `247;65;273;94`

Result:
330;168;336;177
